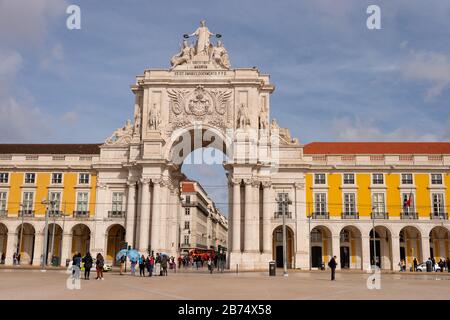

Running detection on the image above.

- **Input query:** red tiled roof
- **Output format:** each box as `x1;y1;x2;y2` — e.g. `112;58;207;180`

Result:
303;142;450;155
181;181;196;193
0;144;101;155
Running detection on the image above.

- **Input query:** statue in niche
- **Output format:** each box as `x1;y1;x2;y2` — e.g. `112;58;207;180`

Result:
270;118;279;131
133;102;141;134
210;40;230;69
259;104;268;130
149;103;161;130
187;20;217;56
237;103;250;129
170;40;194;69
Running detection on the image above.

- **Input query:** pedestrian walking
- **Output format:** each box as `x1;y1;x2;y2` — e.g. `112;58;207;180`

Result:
72;252;81;276
161;255;168;276
95;253;104;280
13;252;17;265
119;255;126;275
130;259;137;276
207;257;213;274
82;252;93;280
328;256;337;281
149;255;155;276
0;252;5;264
139;255;146;277
413;257;418;272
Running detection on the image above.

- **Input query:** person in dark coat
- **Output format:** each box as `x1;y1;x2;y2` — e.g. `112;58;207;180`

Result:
413;257;418;272
328;256;337;281
82;252;93;280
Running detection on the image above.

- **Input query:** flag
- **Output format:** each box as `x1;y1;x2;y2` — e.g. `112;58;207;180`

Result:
406;192;413;207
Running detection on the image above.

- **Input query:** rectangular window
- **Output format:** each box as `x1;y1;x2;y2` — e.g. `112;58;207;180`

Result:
372;193;385;214
372;173;384;184
112;192;124;212
343;173;355;184
343;193;356;215
401;173;413;185
184;221;190;230
24;173;35;184
431;174;443;185
185;208;190;215
0;173;9;183
79;173;90;184
314;173;326;184
185;195;191;204
51;173;63;184
49;191;61;212
76;192;89;212
0;192;7;212
22;191;34;213
432;193;445;216
184;235;190;245
314;193;326;215
401;193;415;215
277;193;289;216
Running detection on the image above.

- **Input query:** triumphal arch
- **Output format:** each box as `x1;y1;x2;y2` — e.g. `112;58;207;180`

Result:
98;21;307;270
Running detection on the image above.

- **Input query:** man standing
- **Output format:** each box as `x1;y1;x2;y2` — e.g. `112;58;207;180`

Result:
328;256;337;281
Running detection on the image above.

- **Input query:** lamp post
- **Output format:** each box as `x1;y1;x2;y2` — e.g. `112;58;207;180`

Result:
308;213;312;271
371;209;377;270
276;192;292;277
41;199;55;271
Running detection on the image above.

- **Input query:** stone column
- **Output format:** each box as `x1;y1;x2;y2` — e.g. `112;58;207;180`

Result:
60;232;72;266
421;236;431;262
332;235;341;270
32;231;43;266
150;179;161;254
231;179;241;253
158;180;170;252
5;231;17;265
138;178;151;252
391;235;400;270
244;179;254;252
251;179;260;252
262;181;272;254
362;235;371;270
125;181;137;248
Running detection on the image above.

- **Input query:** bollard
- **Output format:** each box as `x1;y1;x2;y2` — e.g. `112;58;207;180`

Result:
236;263;239;275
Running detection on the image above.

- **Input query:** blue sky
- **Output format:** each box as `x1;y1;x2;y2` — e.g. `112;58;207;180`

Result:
1;0;450;215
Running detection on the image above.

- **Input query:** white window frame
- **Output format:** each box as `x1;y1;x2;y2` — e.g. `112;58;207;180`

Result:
0;191;8;212
21;191;35;213
78;173;90;185
184;235;190;245
185;208;190;215
430;173;443;185
343;192;356;215
343;173;355;185
401;173;413;185
314;192;327;215
24;172;36;184
372;192;386;214
314;173;326;185
184;221;190;230
111;192;125;213
431;193;445;216
0;173;9;184
372;173;384;185
51;172;63;185
76;191;89;212
48;191;62;212
401;192;415;215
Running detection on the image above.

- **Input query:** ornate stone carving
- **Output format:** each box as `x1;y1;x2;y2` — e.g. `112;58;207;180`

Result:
140;177;151;185
170;40;194;69
210;89;232;115
270;118;299;145
167;89;190;116
261;181;272;188
251;178;260;188
211;41;230;69
187;85;213;116
229;178;241;186
104;120;133;146
243;178;252;185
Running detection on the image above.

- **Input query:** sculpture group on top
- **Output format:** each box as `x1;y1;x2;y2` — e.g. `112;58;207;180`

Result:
170;20;230;69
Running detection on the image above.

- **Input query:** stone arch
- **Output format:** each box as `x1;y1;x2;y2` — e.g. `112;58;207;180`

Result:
399;226;422;265
46;223;63;265
106;224;126;265
310;225;332;269
369;225;393;270
71;224;91;257
272;225;294;268
339;225;362;269
0;223;7;263
429;226;450;260
16;223;35;265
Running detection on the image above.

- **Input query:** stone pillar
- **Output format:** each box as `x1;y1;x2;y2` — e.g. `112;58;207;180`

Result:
138;178;151;252
251;179;260;252
332;235;341;270
294;181;309;269
150;179;161;254
421;236;431;263
391;235;400;271
158;180;170;252
362;235;371;270
32;231;43;266
244;179;254;252
5;231;17;265
125;181;137;248
262;181;272;254
231;179;241;253
60;232;72;266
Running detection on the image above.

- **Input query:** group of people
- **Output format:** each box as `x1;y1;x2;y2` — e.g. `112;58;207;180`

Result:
177;252;227;273
120;252;173;277
71;252;105;280
398;257;450;272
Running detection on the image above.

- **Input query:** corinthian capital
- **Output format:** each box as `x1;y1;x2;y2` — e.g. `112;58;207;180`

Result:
140;177;151;185
261;180;272;188
251;178;260;188
229;178;241;186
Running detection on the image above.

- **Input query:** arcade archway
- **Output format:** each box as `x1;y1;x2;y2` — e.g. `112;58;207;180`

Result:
71;224;91;256
339;226;362;269
369;226;392;270
106;224;126;265
16;223;35;264
429;226;449;260
310;226;332;268
399;226;422;265
272;225;294;268
46;223;63;265
0;223;7;263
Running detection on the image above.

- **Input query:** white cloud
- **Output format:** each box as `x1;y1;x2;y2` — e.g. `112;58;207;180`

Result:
401;50;450;100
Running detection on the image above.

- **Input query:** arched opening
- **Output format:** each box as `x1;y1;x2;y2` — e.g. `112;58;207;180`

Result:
106;224;126;265
399;226;422;266
46;223;63;266
0;223;7;264
16;223;35;265
310;226;332;269
272;225;294;268
369;226;392;270
71;224;91;257
170;126;231;259
429;226;449;261
339;226;362;269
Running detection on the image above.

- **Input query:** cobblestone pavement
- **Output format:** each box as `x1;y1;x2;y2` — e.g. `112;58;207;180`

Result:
0;268;449;300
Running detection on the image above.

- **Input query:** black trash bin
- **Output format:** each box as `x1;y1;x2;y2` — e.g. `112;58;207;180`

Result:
320;263;325;270
269;261;276;276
